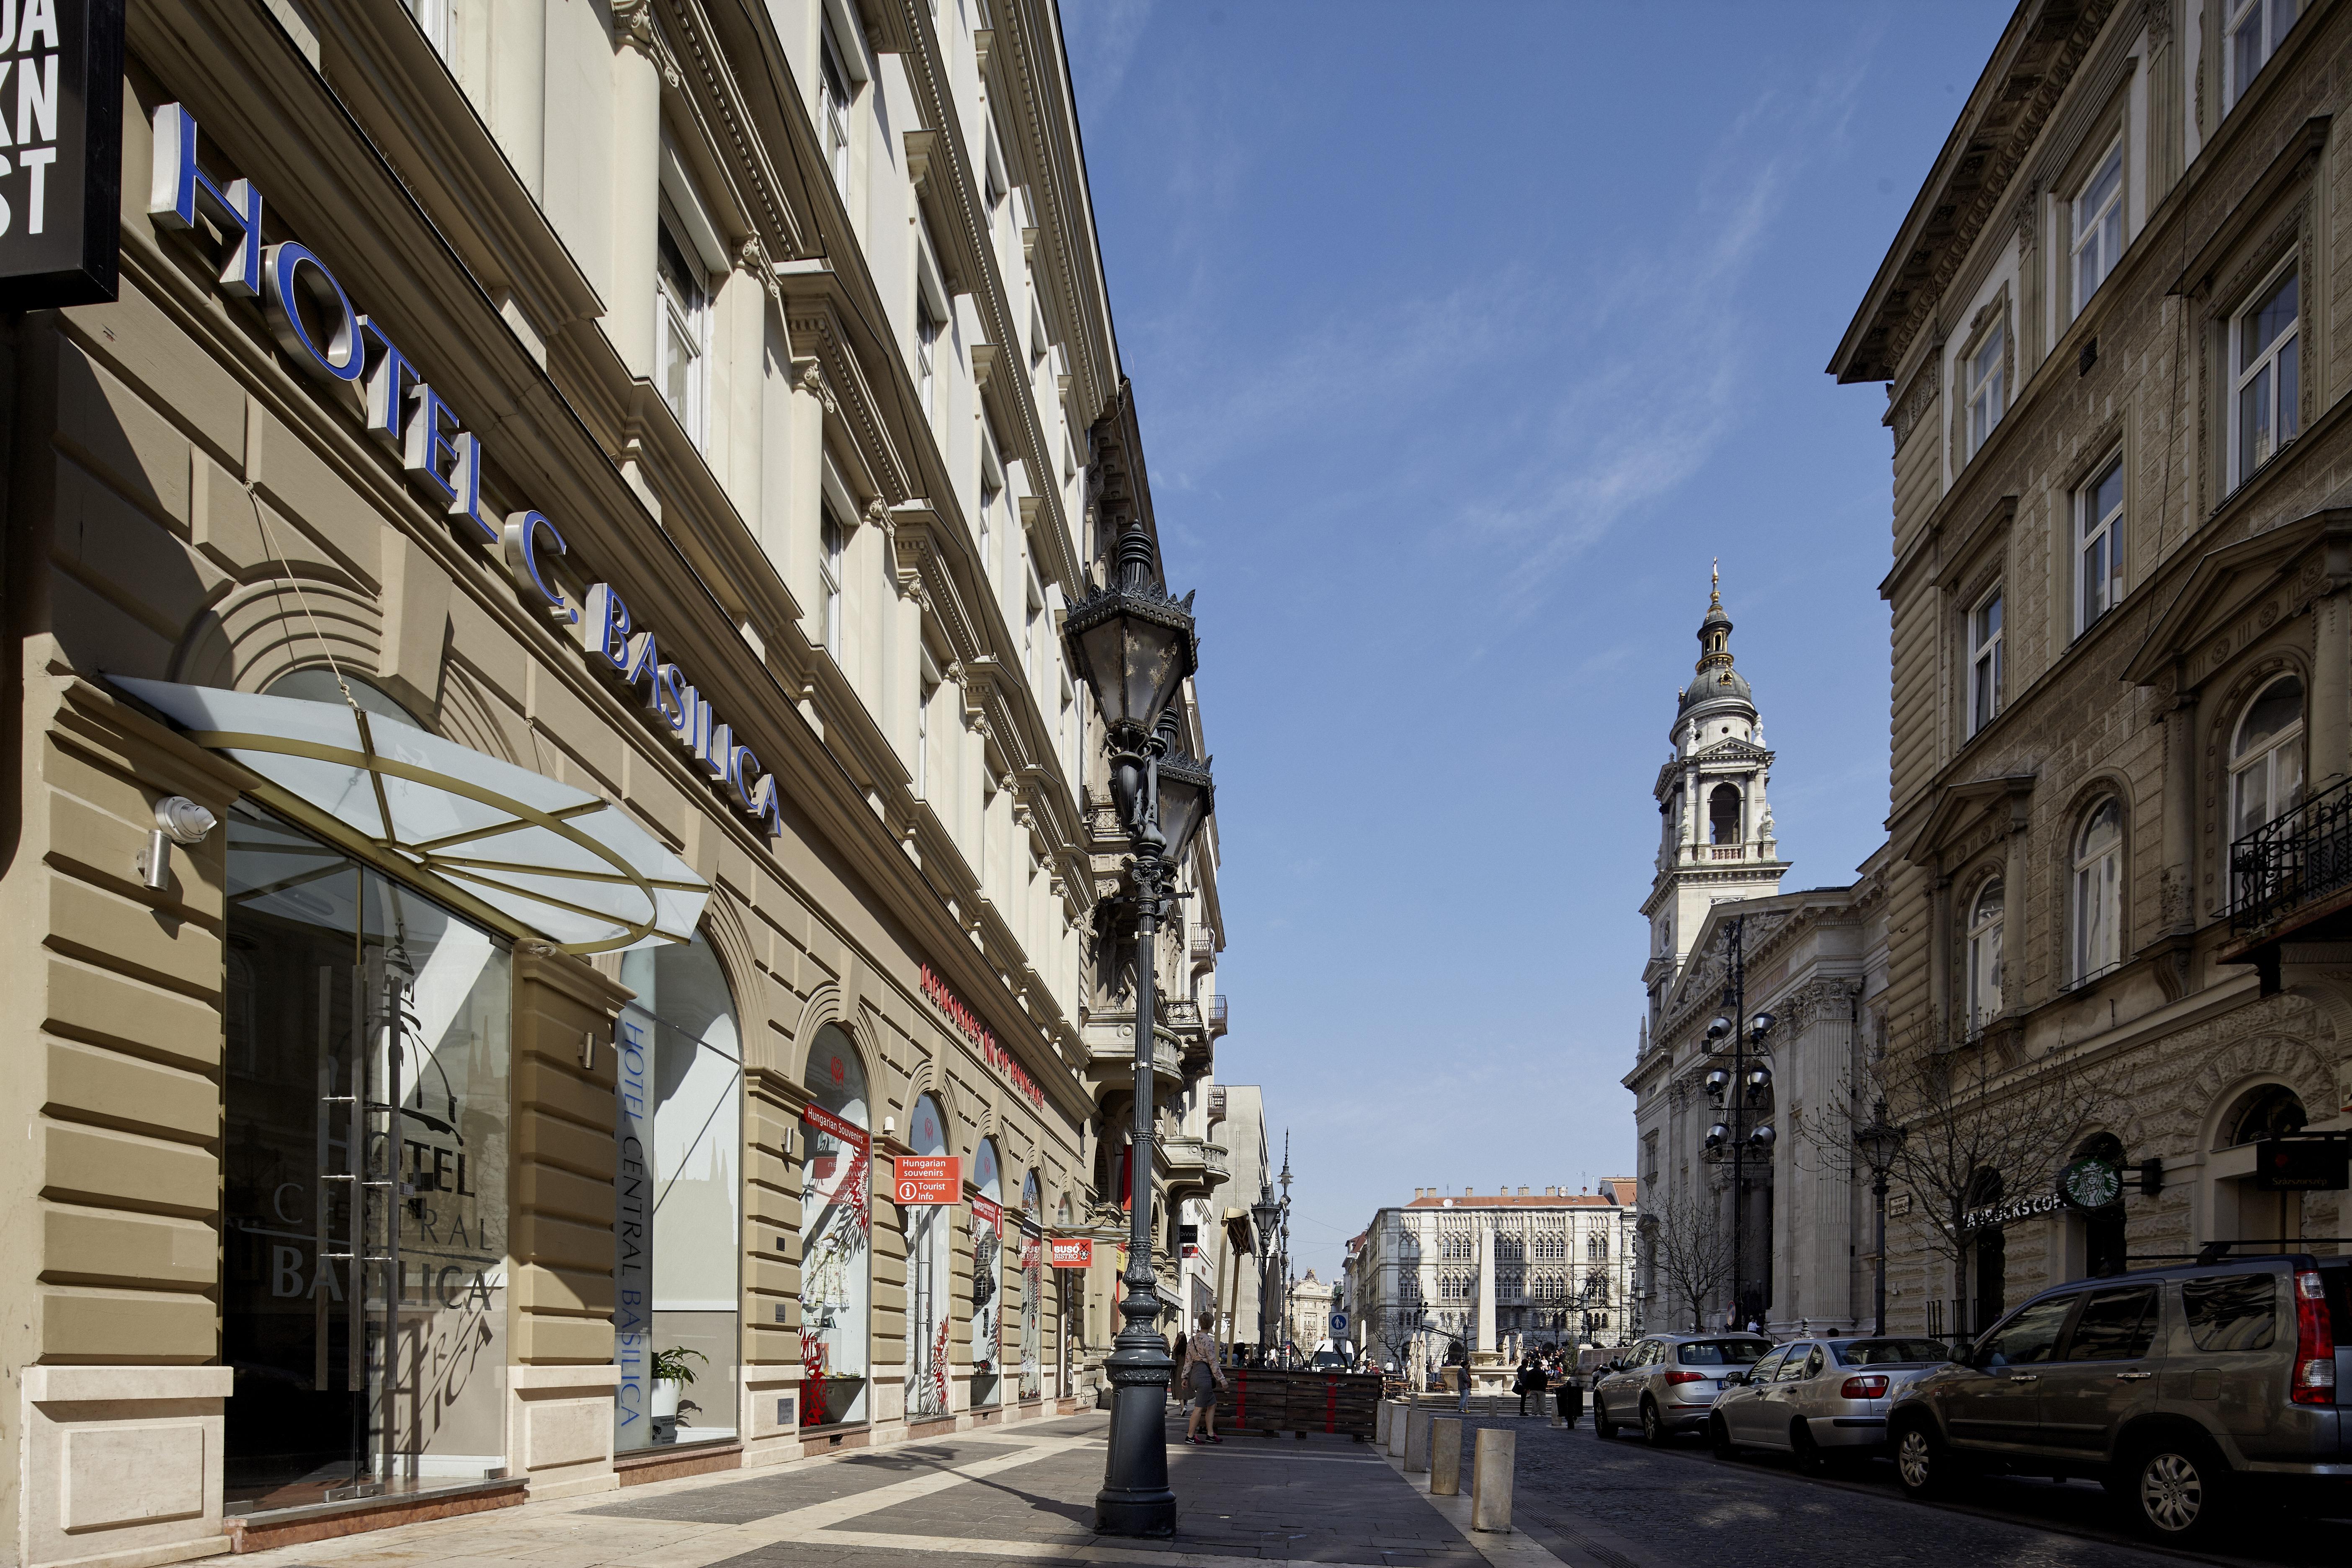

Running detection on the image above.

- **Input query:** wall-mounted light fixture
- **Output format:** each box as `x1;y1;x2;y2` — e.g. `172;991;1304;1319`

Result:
137;796;218;891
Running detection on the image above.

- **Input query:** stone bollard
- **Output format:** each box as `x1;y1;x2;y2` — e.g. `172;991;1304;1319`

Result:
1387;1400;1409;1457
1405;1406;1433;1473
1377;1400;1394;1446
1430;1418;1464;1496
1470;1428;1514;1533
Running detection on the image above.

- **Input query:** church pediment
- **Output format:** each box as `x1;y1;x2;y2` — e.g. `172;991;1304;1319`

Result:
1695;736;1772;764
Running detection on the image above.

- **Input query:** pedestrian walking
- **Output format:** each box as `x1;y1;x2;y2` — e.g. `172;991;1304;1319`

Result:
1514;1351;1546;1416
1451;1352;1471;1413
1182;1312;1226;1444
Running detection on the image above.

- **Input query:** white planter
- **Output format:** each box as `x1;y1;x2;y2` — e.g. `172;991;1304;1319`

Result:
652;1379;683;1420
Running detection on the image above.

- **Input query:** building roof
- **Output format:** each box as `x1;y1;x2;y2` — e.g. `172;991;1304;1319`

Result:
1401;1181;1636;1210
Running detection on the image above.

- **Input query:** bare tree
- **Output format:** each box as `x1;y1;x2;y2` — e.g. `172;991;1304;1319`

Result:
1800;1014;2118;1331
1645;1189;1734;1331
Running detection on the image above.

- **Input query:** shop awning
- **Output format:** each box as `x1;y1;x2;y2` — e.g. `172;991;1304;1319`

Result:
112;678;708;954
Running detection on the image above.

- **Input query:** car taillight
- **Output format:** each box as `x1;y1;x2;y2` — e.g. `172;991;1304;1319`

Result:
1666;1370;1707;1385
1840;1375;1889;1399
2293;1269;2337;1406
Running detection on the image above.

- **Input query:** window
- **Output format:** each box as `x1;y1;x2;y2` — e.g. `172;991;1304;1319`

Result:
1967;879;2003;1031
916;294;943;422
656;214;708;440
2226;0;2299;109
1968;588;2004;736
2230;676;2305;889
2182;1274;2277;1352
2072;799;2123;983
2233;263;2300;485
2065;1288;2156;1360
407;0;452;56
1707;784;1741;845
820;18;853;194
2075;457;2124;634
917;659;939;797
1974;1294;2073;1368
1965;321;2004;458
2071;140;2124;314
820;511;846;660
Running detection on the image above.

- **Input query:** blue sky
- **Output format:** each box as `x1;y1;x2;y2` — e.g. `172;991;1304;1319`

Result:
1060;2;2013;1283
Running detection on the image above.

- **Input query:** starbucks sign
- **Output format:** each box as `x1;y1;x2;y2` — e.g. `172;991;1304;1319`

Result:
2056;1156;2123;1212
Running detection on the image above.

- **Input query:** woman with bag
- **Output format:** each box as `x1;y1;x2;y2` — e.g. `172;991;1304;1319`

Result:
1182;1312;1227;1444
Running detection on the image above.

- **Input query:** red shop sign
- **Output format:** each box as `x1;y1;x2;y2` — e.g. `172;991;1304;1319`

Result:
802;1102;869;1151
1048;1238;1092;1268
894;1155;960;1206
971;1194;1004;1235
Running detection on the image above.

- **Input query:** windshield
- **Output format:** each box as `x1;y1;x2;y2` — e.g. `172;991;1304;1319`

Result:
1835;1338;1950;1367
1675;1339;1771;1367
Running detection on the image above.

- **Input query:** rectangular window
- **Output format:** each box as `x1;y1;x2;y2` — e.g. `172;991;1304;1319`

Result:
407;0;453;57
2071;139;2123;315
2233;263;2299;486
2182;1274;2278;1352
820;511;846;660
655;214;708;441
918;662;938;798
820;20;853;195
916;296;942;421
2063;1288;2156;1361
2226;0;2299;110
1965;322;2004;459
1968;588;2004;738
2076;456;2124;634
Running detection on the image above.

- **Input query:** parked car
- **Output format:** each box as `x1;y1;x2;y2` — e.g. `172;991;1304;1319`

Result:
1592;1332;1774;1443
1885;1254;2349;1542
1708;1337;1952;1468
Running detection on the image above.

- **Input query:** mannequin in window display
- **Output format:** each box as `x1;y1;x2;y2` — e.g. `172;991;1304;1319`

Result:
800;1027;871;1426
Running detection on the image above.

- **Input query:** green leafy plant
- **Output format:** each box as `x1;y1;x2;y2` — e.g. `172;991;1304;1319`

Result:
651;1346;707;1385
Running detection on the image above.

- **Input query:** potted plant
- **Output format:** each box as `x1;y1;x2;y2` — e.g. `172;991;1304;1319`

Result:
651;1346;707;1438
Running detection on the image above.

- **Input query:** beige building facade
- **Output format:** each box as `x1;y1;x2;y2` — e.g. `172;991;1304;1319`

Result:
0;3;1229;1566
1832;0;2351;1336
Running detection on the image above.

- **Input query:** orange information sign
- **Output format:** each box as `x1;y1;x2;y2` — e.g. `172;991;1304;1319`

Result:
893;1155;961;1206
1048;1237;1092;1268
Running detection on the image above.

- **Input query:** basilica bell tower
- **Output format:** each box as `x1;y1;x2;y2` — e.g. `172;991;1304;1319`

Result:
1639;569;1790;1025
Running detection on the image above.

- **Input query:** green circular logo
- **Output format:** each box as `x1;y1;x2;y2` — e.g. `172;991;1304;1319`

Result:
2058;1156;2123;1211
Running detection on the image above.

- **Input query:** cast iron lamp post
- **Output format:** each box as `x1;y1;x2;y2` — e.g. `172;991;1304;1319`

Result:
1250;1186;1282;1362
1064;521;1211;1538
1703;916;1775;1330
1854;1099;1907;1336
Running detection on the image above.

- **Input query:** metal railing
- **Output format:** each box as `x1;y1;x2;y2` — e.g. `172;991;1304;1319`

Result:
2229;776;2352;934
1209;993;1228;1036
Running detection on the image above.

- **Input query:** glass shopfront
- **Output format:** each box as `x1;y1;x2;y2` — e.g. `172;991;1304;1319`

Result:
1018;1171;1043;1401
222;803;511;1511
906;1095;952;1418
614;935;742;1449
800;1026;870;1426
970;1139;1004;1409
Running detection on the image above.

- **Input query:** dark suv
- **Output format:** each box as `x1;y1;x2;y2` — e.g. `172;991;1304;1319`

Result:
1886;1254;2349;1541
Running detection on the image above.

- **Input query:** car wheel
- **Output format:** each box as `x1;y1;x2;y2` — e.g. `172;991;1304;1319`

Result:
1640;1398;1669;1446
1893;1419;1948;1499
1790;1419;1828;1475
2123;1437;2228;1543
1591;1395;1617;1439
1709;1414;1738;1460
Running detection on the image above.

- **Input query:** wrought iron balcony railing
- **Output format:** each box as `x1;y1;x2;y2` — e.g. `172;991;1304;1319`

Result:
2229;776;2352;935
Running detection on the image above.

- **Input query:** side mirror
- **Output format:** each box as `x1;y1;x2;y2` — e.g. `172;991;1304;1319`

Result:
1723;1371;1746;1387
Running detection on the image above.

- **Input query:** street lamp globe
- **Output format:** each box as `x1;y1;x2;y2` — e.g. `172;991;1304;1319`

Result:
1855;1100;1906;1177
1706;1015;1733;1040
1150;715;1215;866
1749;1010;1776;1036
1062;523;1198;763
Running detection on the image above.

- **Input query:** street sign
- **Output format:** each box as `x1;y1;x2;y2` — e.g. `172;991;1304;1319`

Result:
893;1155;960;1205
1048;1238;1092;1268
1328;1310;1349;1334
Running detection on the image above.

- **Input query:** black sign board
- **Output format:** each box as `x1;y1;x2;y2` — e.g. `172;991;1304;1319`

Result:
2253;1137;2351;1193
0;0;121;308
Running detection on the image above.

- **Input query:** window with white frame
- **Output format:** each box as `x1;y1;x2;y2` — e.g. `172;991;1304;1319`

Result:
820;17;854;195
2232;262;2299;486
2071;139;2123;315
1964;320;2004;459
406;0;452;56
2226;0;2299;110
655;211;709;441
2230;676;2305;895
916;294;943;422
1967;878;2004;1031
1023;567;1044;689
2072;799;2123;983
820;509;846;661
1968;588;2004;738
918;654;940;798
978;435;1005;588
2076;456;2124;635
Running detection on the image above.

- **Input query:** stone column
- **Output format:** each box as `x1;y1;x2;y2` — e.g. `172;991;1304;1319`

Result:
2161;683;2199;932
2311;579;2352;795
1475;1229;1496;1354
1926;870;1953;1045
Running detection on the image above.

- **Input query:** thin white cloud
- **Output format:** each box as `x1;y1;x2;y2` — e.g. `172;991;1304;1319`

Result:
1065;0;1156;108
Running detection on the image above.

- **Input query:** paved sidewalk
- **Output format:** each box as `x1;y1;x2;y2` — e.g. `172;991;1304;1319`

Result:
234;1413;1541;1568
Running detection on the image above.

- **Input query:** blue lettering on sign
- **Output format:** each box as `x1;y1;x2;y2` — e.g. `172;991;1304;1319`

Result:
152;107;790;843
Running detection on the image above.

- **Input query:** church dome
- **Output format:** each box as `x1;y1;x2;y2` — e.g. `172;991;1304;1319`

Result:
1677;569;1755;717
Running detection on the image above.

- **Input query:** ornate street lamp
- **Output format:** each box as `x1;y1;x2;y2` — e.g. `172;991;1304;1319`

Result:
1718;919;1776;1330
1065;521;1207;1539
1250;1186;1282;1360
1854;1099;1908;1336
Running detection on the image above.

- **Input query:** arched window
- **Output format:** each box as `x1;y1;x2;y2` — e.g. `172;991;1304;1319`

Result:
1019;1170;1044;1401
1708;784;1742;846
2072;801;2123;983
800;1025;870;1426
1967;879;2004;1031
907;1093;952;1418
971;1139;1005;1408
1966;1168;2006;1334
2231;677;2306;895
2224;1083;2307;1148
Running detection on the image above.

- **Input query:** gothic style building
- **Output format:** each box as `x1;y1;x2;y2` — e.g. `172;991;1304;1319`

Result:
1627;589;1889;1333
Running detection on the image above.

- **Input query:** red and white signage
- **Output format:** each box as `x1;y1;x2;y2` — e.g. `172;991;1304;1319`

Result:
1048;1238;1092;1269
921;963;1047;1108
893;1155;960;1206
1019;1236;1041;1270
971;1194;1004;1236
802;1102;869;1151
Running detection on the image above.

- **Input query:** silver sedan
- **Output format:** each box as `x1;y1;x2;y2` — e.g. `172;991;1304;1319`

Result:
1709;1337;1952;1469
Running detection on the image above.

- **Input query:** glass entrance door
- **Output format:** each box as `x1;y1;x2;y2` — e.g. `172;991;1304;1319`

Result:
222;805;512;1512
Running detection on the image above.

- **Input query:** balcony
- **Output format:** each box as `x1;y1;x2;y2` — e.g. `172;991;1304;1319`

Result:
1190;926;1215;973
1208;992;1228;1038
1084;1028;1184;1096
2225;777;2352;986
